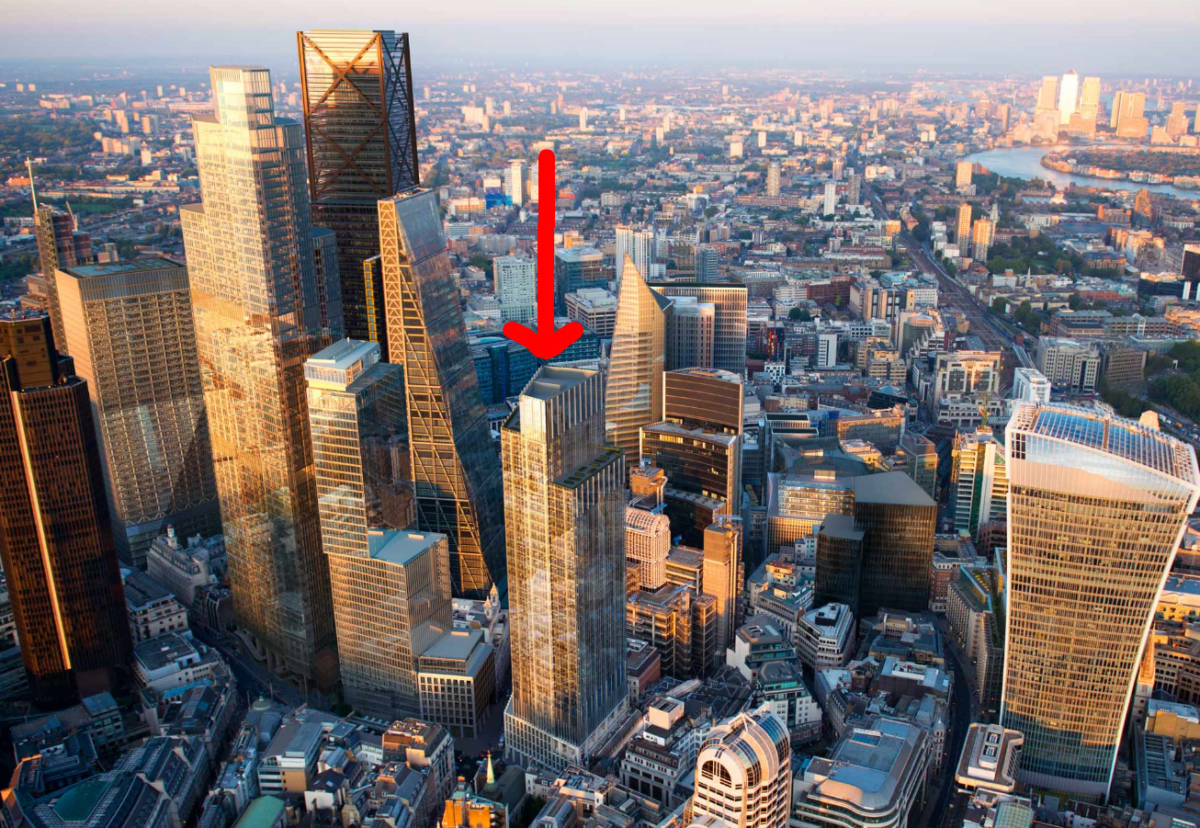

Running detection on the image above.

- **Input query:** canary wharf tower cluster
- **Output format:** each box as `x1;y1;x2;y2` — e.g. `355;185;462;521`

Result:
8;21;1200;828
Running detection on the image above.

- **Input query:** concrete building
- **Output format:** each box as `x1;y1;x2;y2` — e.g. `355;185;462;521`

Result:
1034;337;1100;393
564;288;618;338
691;708;792;828
796;603;855;671
494;255;537;326
626;507;672;592
954;724;1023;795
792;717;929;828
951;427;1008;538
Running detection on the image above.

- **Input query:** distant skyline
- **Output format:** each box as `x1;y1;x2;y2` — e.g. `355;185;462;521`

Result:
4;0;1200;78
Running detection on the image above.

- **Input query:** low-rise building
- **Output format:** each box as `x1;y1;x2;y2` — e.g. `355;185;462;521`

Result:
417;629;496;740
792;717;930;828
796;603;855;671
123;569;189;643
954;724;1023;795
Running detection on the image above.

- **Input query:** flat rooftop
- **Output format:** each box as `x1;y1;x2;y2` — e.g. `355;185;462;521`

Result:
368;530;447;566
523;366;596;400
420;628;483;662
852;471;936;507
308;338;380;370
60;257;182;279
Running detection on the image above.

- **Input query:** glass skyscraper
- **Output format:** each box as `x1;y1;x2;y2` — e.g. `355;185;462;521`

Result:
0;311;131;708
378;189;506;598
33;204;91;354
648;281;748;375
1001;402;1200;798
56;257;221;568
605;256;670;458
298;30;420;354
503;367;628;770
181;66;342;694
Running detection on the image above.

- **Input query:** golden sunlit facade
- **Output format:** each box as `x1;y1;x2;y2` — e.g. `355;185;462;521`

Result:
604;256;669;458
1001;402;1200;798
503;367;628;771
378;189;506;598
181;66;341;691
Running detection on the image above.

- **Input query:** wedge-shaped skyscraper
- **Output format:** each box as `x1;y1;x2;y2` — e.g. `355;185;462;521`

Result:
503;367;628;770
1001;402;1200;798
181;66;342;694
604;256;670;458
378;189;506;598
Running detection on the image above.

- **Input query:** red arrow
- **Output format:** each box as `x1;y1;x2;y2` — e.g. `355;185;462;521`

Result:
502;149;584;360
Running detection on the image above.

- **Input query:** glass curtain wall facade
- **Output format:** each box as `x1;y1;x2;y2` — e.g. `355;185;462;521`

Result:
605;256;670;458
0;312;131;708
378;189;506;598
181;66;342;693
299;30;420;354
1001;402;1200;799
55;257;221;568
503;367;628;771
648;282;748;375
33;206;91;354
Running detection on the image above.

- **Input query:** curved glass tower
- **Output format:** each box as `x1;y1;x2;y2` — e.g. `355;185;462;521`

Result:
1001;402;1200;798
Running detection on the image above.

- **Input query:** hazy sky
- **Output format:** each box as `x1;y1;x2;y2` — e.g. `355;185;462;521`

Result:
4;0;1200;77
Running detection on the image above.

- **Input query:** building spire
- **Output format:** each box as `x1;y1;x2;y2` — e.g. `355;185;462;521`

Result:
26;158;37;212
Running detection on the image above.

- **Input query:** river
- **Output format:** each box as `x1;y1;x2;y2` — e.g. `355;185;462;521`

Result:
962;146;1198;201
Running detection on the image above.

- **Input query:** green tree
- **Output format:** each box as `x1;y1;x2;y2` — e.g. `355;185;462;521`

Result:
789;306;812;322
990;297;1008;315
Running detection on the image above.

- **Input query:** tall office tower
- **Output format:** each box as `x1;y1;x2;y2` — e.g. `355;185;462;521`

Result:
643;369;744;544
299;30;419;355
626;506;671;591
306;339;410;557
33;205;92;354
615;225;654;285
1078;76;1101;122
605;257;670;457
665;297;715;370
814;472;936;616
691;708;792;828
1115;91;1149;138
695;244;719;283
972;217;994;262
1001;403;1200;798
507;159;524;206
0;311;131;708
951;426;1008;538
55;257;221;568
955;160;974;190
1036;75;1059;111
334;527;451;719
182;66;341;692
649;282;748;375
379;188;506;598
311;226;343;334
579;107;588;130
554;247;606;311
822;181;837;216
766;162;781;197
702;517;743;660
1110;90;1125;129
494;255;537;326
847;173;861;205
1058;70;1080;124
899;432;939;500
503;367;628;771
956;203;973;244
